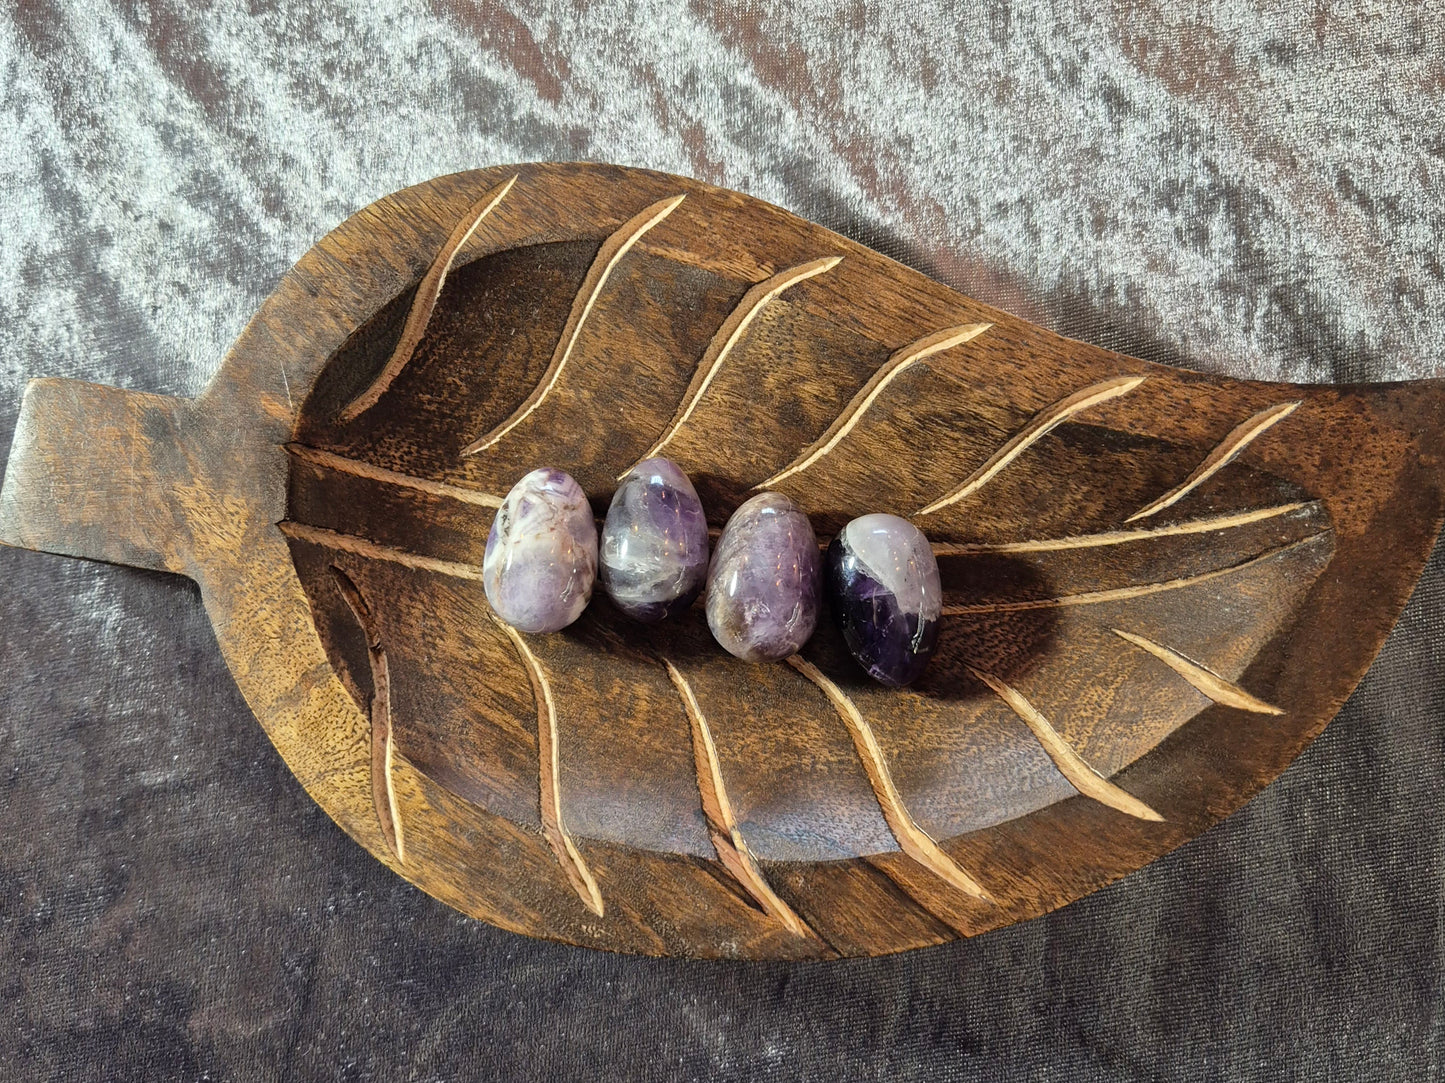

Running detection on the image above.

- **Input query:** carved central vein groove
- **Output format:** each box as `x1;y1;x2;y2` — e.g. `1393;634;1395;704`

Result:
287;444;503;507
941;534;1328;615
279;521;487;581
931;503;1313;555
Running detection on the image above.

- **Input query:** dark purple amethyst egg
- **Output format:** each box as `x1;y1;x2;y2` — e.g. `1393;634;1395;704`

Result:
826;513;942;686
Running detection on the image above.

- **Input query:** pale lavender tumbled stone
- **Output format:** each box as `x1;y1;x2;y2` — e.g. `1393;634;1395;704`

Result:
600;458;710;622
483;468;597;633
705;492;822;662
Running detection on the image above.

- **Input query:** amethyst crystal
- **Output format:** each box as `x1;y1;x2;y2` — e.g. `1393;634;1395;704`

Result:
483;468;597;633
826;514;942;686
705;492;822;662
599;458;710;622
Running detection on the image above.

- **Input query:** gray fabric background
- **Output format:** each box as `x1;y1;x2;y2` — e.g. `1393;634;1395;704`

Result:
2;2;1443;1079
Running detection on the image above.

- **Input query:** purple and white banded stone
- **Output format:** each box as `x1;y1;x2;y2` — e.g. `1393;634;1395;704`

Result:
600;457;710;622
483;467;598;634
705;492;822;662
826;513;942;686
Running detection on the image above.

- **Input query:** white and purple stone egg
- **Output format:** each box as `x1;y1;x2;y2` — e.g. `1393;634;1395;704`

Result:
706;492;822;662
826;514;942;686
600;458;710;622
483;468;598;633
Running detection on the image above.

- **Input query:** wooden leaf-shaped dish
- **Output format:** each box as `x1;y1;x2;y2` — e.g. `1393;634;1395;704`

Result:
3;163;1443;959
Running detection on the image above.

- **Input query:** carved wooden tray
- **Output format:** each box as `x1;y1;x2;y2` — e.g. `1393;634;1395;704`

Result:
3;163;1443;959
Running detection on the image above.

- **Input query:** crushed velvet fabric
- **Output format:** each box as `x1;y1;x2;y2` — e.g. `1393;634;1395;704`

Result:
1;3;1441;1079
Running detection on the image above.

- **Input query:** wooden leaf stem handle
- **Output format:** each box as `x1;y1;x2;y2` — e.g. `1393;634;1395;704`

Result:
0;380;199;574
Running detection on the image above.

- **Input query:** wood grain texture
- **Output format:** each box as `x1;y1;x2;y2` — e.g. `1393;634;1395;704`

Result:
915;375;1149;516
1111;629;1284;715
340;175;519;424
761;321;991;488
638;255;844;468
969;667;1164;823
2;163;1444;958
1126;401;1303;522
329;565;404;862
497;618;604;917
664;659;817;940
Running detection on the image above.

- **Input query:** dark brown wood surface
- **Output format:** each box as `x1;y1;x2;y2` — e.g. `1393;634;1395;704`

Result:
2;163;1443;958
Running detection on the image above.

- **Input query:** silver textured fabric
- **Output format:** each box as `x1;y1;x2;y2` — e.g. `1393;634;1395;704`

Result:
1;3;1442;1078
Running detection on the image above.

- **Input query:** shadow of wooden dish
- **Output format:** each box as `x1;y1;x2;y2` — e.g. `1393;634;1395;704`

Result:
1;163;1442;959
